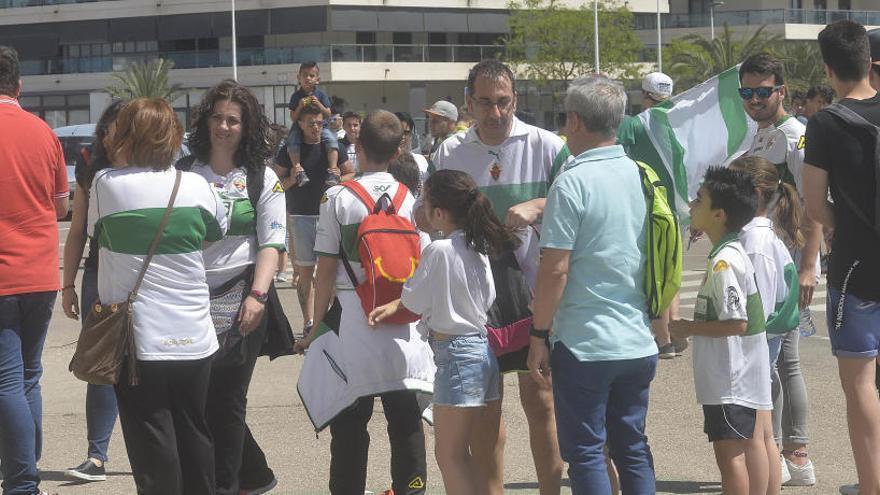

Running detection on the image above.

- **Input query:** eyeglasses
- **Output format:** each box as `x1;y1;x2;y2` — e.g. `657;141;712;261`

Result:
738;86;783;100
302;121;323;128
472;97;513;112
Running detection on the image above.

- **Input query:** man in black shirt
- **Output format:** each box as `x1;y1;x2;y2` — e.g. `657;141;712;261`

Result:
804;21;880;494
276;106;348;336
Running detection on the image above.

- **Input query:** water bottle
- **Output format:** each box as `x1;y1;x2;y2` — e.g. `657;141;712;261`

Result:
798;308;817;338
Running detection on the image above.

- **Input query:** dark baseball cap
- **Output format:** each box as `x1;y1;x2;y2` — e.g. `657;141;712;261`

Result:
869;28;880;63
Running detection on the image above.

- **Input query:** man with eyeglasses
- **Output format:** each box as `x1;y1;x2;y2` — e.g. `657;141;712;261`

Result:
430;59;570;495
740;52;820;488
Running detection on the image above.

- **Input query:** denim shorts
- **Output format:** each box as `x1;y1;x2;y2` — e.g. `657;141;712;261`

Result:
290;215;318;266
430;334;500;407
828;286;880;359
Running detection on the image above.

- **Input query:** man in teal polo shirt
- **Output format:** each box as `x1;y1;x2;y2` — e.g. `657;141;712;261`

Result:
528;74;658;493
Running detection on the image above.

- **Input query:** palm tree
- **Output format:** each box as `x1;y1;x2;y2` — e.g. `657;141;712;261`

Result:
106;58;182;101
666;24;782;91
776;41;827;96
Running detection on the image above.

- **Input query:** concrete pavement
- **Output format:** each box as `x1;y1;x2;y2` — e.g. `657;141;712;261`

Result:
30;224;856;494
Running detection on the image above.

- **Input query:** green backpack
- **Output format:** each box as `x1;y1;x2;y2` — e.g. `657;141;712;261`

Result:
636;161;683;319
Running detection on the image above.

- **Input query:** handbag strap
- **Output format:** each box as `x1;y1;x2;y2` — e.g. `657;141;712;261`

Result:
130;170;182;302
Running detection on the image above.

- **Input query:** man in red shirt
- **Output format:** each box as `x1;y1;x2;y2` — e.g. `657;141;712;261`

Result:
0;45;69;495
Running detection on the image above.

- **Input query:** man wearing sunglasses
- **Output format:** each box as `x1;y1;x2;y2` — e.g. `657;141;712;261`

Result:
740;52;820;488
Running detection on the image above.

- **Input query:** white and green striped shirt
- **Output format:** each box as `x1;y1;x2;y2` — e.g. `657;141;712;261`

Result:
88;167;227;361
192;163;287;288
432;117;571;289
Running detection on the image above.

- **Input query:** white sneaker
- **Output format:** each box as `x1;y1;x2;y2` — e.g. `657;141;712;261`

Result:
781;455;791;484
839;483;860;495
784;458;816;486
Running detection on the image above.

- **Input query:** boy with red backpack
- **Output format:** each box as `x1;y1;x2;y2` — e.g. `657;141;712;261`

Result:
295;110;434;495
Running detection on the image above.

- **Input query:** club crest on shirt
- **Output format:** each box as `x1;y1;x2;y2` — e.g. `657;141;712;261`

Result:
726;286;741;312
320;193;329;204
713;260;729;272
272;181;284;193
233;178;246;192
490;162;502;181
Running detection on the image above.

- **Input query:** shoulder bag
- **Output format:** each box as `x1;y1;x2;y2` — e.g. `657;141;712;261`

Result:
69;170;182;386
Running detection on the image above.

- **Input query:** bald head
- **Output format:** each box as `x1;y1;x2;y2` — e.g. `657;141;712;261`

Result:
359;110;403;165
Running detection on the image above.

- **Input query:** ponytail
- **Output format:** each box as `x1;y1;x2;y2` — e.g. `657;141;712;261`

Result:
774;181;805;249
729;155;805;249
424;170;521;256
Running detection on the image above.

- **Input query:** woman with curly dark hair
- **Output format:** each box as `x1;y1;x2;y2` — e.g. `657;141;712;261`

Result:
184;79;289;495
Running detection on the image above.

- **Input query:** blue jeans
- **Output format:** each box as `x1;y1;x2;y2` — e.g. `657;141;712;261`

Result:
81;268;118;462
551;343;657;495
0;291;56;495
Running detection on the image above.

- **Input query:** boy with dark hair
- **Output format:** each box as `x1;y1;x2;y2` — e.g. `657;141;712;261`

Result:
804;84;835;118
286;61;341;188
339;111;361;174
389;152;422;197
672;167;772;495
295;110;433;495
805;20;880;495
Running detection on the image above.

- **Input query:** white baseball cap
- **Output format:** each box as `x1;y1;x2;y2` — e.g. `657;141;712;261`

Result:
642;72;674;101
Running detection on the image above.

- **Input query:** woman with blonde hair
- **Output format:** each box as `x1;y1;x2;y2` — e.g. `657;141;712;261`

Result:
88;97;226;494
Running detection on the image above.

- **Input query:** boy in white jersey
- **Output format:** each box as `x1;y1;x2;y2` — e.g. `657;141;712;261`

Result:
671;167;772;495
295;110;433;495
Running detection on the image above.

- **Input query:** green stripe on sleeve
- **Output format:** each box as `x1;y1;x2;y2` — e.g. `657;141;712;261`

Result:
549;144;571;183
744;290;767;336
766;262;800;334
201;208;224;242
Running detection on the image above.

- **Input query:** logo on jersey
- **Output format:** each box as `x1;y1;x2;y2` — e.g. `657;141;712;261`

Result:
270;221;284;231
233;178;246;192
372;184;391;193
490;162;502;181
725;286;741;312
321;193;329;204
797;135;805;150
713;260;729;273
272;181;284;193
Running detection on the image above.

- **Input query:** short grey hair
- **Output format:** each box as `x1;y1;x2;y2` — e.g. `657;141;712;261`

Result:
564;75;627;138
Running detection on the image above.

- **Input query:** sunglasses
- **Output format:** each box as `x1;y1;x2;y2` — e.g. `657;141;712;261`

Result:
738;85;783;100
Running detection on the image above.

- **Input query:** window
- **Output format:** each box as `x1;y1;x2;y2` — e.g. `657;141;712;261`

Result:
790;0;802;7
689;0;706;14
19;94;91;129
392;32;413;45
814;0;826;8
428;32;447;44
356;32;376;44
839;0;851;9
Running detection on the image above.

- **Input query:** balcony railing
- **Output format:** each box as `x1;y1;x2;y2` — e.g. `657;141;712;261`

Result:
19;44;509;76
635;8;880;30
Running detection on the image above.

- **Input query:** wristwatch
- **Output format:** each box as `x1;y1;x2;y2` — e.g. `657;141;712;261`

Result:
529;325;550;339
249;289;269;304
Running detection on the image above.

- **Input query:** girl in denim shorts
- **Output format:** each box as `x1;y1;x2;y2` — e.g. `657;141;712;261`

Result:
369;170;520;494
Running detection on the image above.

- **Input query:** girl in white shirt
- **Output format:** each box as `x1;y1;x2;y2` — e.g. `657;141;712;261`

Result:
730;155;805;492
369;169;520;495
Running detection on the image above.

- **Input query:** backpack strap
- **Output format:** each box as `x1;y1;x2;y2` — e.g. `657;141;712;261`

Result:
340;180;377;211
390;183;409;214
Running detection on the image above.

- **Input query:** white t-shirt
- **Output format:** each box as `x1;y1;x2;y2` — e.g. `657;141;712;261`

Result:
400;230;495;337
747;115;806;194
740;216;799;334
192;163;287;288
314;172;425;290
88;167;227;361
412;153;429;193
433;117;570;289
692;235;771;410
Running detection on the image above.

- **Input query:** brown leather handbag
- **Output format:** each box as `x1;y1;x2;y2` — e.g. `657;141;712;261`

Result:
69;170;182;386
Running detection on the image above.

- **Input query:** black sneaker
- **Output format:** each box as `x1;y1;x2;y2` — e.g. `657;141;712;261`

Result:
240;477;278;495
672;336;689;354
325;170;341;187
658;343;676;359
295;170;310;187
65;459;106;482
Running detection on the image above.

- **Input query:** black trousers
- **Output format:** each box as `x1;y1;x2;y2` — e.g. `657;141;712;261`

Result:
114;356;215;495
206;321;268;495
329;390;427;495
239;425;275;490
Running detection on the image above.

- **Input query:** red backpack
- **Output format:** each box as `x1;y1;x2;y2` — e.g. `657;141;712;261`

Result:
339;180;421;324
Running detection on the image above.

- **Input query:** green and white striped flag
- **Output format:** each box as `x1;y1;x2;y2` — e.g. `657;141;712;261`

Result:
636;66;756;219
